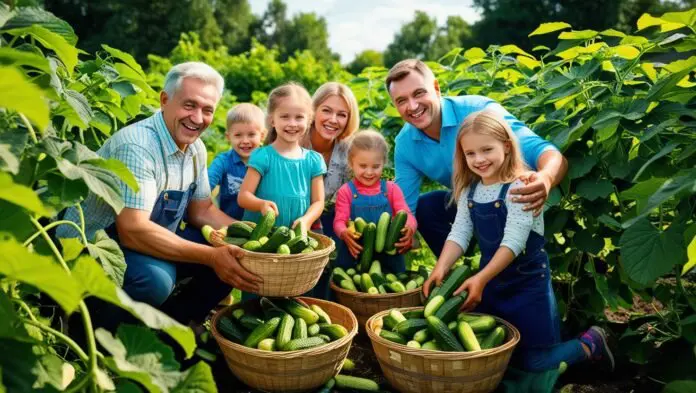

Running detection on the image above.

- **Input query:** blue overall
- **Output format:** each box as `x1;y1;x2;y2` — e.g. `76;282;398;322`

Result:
469;182;586;372
217;151;245;220
105;132;232;324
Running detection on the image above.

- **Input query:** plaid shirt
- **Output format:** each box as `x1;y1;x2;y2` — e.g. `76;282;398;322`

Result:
58;111;211;241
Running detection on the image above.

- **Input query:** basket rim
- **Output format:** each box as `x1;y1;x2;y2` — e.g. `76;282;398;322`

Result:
366;306;520;359
240;229;335;259
210;297;358;358
330;280;422;299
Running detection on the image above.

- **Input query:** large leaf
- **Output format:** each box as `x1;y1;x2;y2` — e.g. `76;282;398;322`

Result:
0;291;32;342
54;152;125;214
4;25;78;75
71;256;195;357
86;230;126;287
620;219;686;286
102;45;145;78
622;169;696;227
568;155;597;180
632;141;679;181
170;362;216;393
0;172;51;217
60;89;94;129
660;9;696;28
0;339;64;392
0;144;19;175
528;22;571;37
576;178;614;201
59;237;84;262
2;6;77;45
0;237;83;313
85;158;139;193
0;66;49;131
620;177;667;212
0;47;50;73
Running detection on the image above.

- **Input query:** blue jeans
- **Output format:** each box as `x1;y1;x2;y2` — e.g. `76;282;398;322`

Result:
516;339;587;371
416;190;458;256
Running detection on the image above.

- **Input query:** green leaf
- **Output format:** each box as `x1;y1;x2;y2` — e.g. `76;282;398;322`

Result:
0;291;32;342
575;230;604;254
45;173;89;210
170;362;216;393
54;154;126;214
0;66;49;131
86;230;126;287
576;178;614;201
0;47;50;73
620;177;667;212
660;9;696;28
117;381;145;393
0;144;19;175
559;30;598;40
463;47;486;59
59;89;93;129
60;237;84;262
0;237;83;313
683;235;696;275
620;219;686;286
102;45;145;78
2;6;77;45
71;256;195;357
0;3;16;27
662;380;696;393
0;339;66;392
0;173;51;217
4;25;78;75
84;158;139;193
601;29;626;38
568;155;597;179
90;111;113;136
31;353;65;391
113;63;157;96
551;116;596;151
623;170;696;227
528;22;571;37
499;45;533;58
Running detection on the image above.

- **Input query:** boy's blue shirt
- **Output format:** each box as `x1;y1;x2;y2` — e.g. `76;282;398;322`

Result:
208;149;248;218
394;95;559;213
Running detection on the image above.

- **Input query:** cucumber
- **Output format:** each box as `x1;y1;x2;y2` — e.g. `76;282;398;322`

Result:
223;236;248;246
277;244;291;254
377;285;388;294
402;310;424;319
285;236;310;254
307;236;319;249
239;315;264;331
397;272;409;281
293;318;308;339
294;220;307;239
333;267;352;284
405;279;418;291
394;319;428;338
457;313;480;323
359;223;377;272
317;334;331;343
375;212;391;253
379;329;407;345
427;316;464;352
244;317;281;348
231;309;245;319
345;268;356;276
434;294;467;323
334;375;380;392
457;321;481;351
258;236;269;245
389;309;407;324
201;225;215;243
354;218;367;234
469;315;497;333
342;358;356;371
382;313;399;330
367;287;379;294
242;240;262;251
250;211;275;240
282;336;325;351
276;314;295;350
407;340;421;349
421;340;441;351
319;324;348;340
257;338;277;351
311;305;332;324
353;274;363;291
368;260;382;276
438;265;471;300
424;295;445;318
384;210;408;253
385;273;398;283
227;221;254;238
388;281;406;293
415;276;425;286
361;273;375;291
427;286;441;302
259;226;292;252
300;246;314;253
481;326;506;349
340;279;357;291
217;316;248;343
370;272;386;287
317;378;335;393
413;328;431;344
308;323;320;336
448;320;458;331
275;299;320;325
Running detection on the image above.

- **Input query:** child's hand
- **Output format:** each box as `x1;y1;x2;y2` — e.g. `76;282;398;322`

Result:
291;217;307;232
455;274;488;311
260;200;279;217
394;226;415;254
341;230;363;259
422;265;446;298
209;229;228;248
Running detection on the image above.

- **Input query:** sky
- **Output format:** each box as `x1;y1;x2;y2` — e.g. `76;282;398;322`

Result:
250;0;480;64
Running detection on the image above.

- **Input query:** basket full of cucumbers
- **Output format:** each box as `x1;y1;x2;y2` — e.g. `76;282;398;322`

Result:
211;296;358;393
202;211;335;296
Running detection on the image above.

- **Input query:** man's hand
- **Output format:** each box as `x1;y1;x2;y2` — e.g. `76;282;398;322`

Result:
209;246;263;293
395;226;415;254
509;171;552;216
340;230;363;259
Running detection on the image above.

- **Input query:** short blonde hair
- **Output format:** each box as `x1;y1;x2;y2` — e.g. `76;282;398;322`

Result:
265;82;313;144
225;103;266;131
347;129;389;164
385;59;436;92
451;109;528;204
311;82;360;142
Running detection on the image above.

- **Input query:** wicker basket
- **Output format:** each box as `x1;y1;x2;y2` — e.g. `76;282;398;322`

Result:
239;229;335;297
211;297;358;393
366;307;520;393
330;281;423;330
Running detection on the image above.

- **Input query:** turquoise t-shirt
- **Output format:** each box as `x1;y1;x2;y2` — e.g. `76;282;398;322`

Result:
243;145;327;227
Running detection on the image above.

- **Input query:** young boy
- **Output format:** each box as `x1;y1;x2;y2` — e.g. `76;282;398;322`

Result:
208;103;266;219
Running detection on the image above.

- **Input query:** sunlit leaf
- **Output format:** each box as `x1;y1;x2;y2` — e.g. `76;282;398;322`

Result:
559;30;598;40
528;22;571;37
0;47;50;73
86;230;126;287
0;66;49;131
2;6;77;45
4;25;78;74
0;173;51;217
102;44;145;78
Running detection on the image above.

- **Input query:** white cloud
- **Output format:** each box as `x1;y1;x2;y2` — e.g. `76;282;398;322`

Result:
250;0;480;63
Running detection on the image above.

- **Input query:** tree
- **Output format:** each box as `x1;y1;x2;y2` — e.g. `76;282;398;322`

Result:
213;0;255;54
347;50;384;75
429;16;474;60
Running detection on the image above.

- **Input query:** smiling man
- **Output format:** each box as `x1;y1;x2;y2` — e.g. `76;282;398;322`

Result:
387;59;568;256
58;62;261;326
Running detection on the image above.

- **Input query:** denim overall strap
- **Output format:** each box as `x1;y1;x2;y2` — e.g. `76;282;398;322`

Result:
219;152;244;219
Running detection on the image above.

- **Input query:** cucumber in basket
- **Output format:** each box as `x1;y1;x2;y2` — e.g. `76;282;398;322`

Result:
250;211;276;240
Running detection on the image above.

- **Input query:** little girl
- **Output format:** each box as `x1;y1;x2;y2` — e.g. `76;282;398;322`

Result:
237;82;326;233
423;109;614;373
333;130;417;273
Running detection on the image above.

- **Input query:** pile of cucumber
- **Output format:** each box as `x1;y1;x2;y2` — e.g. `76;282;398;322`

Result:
202;211;320;254
349;210;408;271
332;262;429;294
217;297;349;352
377;265;507;351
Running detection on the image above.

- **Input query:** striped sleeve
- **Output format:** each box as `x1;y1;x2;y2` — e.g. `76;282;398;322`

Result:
111;143;158;212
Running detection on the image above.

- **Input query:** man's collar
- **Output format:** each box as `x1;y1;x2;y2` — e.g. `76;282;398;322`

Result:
229;149;244;165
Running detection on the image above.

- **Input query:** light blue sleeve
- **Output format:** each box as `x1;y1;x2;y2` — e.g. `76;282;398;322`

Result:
446;191;473;252
247;147;269;176
482;100;559;170
309;150;327;178
111;143;158;211
394;135;423;214
207;152;227;190
500;180;534;256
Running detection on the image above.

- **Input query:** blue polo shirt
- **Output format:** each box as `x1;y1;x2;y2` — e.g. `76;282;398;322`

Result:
394;95;558;213
208;149;248;219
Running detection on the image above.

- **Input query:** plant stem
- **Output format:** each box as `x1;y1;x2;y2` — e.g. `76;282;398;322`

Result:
77;203;86;238
12;298;39;322
23;220;88;248
21;318;89;362
65;373;91;393
676;265;696;313
19;113;38;144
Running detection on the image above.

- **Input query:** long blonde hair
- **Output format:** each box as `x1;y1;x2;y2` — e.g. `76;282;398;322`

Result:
451;109;528;203
311;82;360;142
265;82;313;144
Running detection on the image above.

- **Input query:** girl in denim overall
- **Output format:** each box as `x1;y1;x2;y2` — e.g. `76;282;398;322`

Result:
332;130;417;274
423;109;614;373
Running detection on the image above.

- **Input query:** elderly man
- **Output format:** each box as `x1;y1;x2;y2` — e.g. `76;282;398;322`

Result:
59;62;261;325
388;59;568;255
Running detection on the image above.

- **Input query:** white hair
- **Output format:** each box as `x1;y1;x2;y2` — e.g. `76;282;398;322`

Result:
162;62;224;101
